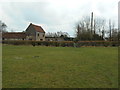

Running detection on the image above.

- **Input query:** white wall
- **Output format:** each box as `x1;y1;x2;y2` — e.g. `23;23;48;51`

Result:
36;32;45;41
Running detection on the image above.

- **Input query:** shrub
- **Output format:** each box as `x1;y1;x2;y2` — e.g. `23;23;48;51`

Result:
2;40;119;47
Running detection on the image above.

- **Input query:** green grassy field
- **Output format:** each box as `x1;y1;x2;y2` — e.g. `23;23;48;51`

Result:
2;45;118;88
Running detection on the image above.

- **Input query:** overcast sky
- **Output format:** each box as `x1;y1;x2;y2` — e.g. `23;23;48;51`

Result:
0;0;119;36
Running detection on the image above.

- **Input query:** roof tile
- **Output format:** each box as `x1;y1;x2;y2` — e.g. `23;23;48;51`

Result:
31;24;45;33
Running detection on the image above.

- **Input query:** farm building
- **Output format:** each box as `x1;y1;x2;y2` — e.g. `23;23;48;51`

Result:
2;23;73;41
25;23;45;41
45;36;74;41
45;36;64;41
2;32;26;40
2;23;45;41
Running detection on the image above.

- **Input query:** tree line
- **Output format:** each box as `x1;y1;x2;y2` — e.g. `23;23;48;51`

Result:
1;13;120;42
75;12;120;41
0;20;7;33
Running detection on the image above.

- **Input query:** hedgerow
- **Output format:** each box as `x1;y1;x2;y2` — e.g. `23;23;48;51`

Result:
2;40;119;47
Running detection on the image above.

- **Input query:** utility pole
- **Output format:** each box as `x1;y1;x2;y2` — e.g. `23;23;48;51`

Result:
94;19;96;41
109;19;112;41
94;19;96;35
91;12;93;41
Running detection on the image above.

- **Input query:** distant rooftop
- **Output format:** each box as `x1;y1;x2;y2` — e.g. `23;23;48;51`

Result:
2;32;26;39
30;23;45;33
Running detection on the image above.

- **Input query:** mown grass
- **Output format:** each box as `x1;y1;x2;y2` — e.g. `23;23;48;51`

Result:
2;45;118;88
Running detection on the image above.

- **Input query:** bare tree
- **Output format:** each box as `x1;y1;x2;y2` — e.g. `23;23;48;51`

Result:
0;20;7;33
110;21;119;41
75;13;107;41
93;17;106;40
46;31;70;38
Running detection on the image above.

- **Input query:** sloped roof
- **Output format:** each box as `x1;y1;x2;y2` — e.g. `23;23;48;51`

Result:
2;32;26;39
31;23;45;33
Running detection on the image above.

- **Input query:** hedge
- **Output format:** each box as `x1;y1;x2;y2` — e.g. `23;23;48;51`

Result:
2;40;119;47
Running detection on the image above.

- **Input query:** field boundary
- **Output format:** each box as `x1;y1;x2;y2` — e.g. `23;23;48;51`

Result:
2;40;119;47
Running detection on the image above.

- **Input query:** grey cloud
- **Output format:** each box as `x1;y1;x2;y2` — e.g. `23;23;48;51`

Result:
0;0;119;36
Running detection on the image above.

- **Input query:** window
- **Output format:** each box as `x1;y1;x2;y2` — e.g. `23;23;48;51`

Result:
40;39;43;41
38;33;39;36
43;34;44;37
